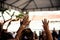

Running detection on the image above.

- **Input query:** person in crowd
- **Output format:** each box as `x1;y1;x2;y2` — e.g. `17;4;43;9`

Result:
52;28;58;40
42;31;47;40
42;19;53;40
0;22;2;40
33;31;38;40
39;31;47;40
20;28;33;40
15;13;31;40
1;29;13;40
0;22;13;40
58;30;60;40
39;31;42;40
14;18;53;40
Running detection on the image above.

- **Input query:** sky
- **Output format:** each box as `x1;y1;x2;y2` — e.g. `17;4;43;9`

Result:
0;10;60;36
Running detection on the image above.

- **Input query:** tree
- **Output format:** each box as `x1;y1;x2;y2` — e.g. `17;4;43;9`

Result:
0;10;15;31
0;10;15;40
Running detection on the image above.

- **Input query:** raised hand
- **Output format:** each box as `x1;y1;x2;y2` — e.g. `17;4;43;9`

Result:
42;18;53;40
15;14;31;40
42;18;49;30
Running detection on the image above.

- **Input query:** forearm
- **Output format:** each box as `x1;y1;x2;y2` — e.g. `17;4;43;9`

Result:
44;27;53;40
15;25;25;40
42;19;53;40
15;21;30;40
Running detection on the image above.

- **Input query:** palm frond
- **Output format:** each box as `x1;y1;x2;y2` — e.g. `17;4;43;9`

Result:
16;13;24;18
6;11;11;16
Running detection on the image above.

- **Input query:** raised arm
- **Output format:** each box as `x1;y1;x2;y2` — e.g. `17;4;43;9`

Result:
42;19;53;40
15;15;31;40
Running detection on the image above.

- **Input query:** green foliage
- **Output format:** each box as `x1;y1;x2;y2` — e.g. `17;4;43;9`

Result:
16;13;24;18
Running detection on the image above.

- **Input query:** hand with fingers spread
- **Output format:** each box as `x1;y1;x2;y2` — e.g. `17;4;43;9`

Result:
15;15;31;40
42;18;53;40
42;19;49;30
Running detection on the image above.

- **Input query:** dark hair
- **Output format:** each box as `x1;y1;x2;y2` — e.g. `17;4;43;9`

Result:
59;30;60;36
20;28;33;40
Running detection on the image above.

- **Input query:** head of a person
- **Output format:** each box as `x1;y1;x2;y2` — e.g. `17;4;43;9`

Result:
59;30;60;35
20;28;33;40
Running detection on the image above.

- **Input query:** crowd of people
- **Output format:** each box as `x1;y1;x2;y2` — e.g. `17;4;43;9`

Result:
39;29;60;40
0;18;60;40
0;29;13;40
